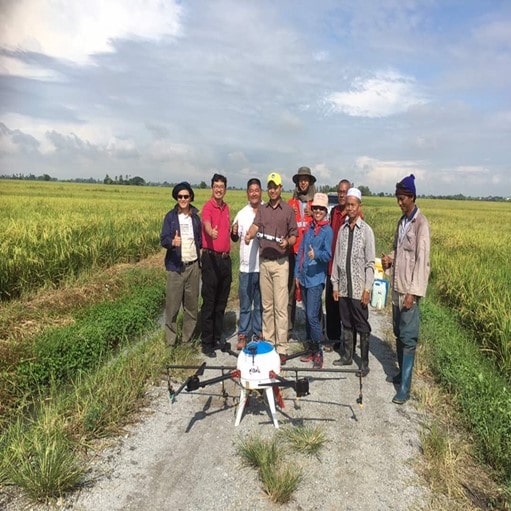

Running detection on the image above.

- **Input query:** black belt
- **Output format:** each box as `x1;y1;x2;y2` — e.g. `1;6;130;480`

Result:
261;255;286;261
204;249;230;259
182;259;198;267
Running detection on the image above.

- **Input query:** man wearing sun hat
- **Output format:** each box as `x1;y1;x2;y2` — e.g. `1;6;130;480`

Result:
331;187;375;376
245;172;298;353
382;174;430;404
160;182;202;349
294;192;333;369
287;166;317;340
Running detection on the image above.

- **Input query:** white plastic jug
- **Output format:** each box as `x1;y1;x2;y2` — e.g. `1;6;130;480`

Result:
371;279;388;309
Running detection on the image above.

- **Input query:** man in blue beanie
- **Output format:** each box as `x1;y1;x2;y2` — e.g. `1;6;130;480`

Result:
382;174;430;404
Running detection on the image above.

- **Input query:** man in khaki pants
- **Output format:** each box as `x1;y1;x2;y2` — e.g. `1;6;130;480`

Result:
245;172;297;353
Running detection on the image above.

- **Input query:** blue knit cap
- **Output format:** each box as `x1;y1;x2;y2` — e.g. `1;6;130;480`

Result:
395;174;416;197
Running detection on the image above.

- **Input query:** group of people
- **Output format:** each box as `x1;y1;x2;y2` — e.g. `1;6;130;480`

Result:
160;169;430;405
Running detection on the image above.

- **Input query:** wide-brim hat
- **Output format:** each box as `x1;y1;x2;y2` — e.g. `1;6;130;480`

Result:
311;192;329;209
292;166;316;184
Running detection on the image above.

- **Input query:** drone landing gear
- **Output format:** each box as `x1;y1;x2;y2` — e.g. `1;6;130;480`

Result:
235;386;280;428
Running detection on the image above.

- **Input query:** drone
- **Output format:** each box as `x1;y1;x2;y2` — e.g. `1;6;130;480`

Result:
167;339;363;428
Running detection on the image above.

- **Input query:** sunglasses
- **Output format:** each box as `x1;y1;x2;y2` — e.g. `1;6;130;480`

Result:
177;194;190;199
311;206;326;211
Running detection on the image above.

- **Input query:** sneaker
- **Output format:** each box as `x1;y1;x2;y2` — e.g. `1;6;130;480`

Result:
300;353;314;362
323;344;333;353
236;335;247;350
313;353;324;369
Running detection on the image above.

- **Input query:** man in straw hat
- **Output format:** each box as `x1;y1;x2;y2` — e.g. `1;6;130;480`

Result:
294;192;333;369
382;174;430;404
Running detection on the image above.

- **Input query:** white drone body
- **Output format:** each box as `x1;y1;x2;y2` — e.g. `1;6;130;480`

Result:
235;340;281;427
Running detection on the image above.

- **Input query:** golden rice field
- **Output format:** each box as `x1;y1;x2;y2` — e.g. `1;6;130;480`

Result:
2;180;510;374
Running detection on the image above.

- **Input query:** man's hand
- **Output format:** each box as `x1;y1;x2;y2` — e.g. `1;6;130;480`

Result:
403;293;416;310
333;289;339;302
381;253;392;270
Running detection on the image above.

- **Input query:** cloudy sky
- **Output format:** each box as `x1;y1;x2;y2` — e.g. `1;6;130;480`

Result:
1;0;510;196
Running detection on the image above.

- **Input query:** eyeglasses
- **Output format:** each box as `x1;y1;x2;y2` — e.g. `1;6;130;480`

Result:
177;194;190;199
311;206;326;211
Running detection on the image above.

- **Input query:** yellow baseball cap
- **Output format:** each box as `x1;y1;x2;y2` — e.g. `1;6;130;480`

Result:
267;172;282;187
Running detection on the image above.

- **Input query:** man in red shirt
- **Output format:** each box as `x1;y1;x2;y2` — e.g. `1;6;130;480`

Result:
287;166;316;339
200;173;232;358
325;179;351;351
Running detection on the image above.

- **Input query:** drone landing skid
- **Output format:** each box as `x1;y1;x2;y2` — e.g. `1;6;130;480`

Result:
235;386;279;428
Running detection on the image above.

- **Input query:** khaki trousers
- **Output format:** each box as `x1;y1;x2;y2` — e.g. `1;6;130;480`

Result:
259;257;289;346
165;261;200;346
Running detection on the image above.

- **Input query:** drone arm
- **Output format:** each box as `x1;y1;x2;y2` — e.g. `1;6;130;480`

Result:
169;362;207;402
186;369;240;391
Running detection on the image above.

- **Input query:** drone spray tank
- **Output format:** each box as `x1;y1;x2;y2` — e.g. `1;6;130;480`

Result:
235;340;282;428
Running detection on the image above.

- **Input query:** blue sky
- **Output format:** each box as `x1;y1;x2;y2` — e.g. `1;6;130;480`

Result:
1;0;510;196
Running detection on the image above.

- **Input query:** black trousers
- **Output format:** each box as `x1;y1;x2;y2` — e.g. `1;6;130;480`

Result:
339;297;371;334
325;278;341;340
200;251;232;348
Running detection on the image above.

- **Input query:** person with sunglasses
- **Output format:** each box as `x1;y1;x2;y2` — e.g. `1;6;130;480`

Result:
294;193;333;368
160;181;202;349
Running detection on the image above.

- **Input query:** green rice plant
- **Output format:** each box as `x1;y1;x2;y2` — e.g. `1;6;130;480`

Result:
259;462;303;504
68;331;168;438
421;298;511;486
278;425;327;456
2;411;83;501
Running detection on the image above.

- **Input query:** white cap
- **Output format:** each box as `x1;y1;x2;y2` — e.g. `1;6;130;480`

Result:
347;187;362;201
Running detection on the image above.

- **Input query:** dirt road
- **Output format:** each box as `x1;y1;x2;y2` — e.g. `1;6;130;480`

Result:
62;307;429;511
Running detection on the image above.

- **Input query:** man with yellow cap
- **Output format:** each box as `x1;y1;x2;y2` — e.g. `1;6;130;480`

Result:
245;172;298;353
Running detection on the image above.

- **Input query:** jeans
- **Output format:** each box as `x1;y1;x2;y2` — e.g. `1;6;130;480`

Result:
238;271;262;338
392;301;420;356
302;283;324;344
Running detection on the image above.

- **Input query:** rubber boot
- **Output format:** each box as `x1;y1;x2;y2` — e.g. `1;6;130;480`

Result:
359;332;370;377
392;338;404;384
392;353;415;404
333;329;353;366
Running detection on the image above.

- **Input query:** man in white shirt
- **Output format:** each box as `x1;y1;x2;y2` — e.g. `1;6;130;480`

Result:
231;178;263;349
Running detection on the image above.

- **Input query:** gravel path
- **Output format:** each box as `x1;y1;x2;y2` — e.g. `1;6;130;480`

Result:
57;306;429;511
0;306;429;510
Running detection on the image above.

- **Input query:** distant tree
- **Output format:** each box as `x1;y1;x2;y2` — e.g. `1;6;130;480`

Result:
358;185;372;196
104;174;113;184
129;176;145;186
199;180;207;189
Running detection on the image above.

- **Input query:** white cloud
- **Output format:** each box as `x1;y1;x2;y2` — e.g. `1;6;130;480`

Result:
311;163;333;184
353;156;426;191
325;70;428;118
149;140;193;162
1;0;182;73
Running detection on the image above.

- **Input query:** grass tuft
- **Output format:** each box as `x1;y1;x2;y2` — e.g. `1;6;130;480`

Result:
278;425;327;457
2;413;83;501
236;434;281;469
259;462;302;504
